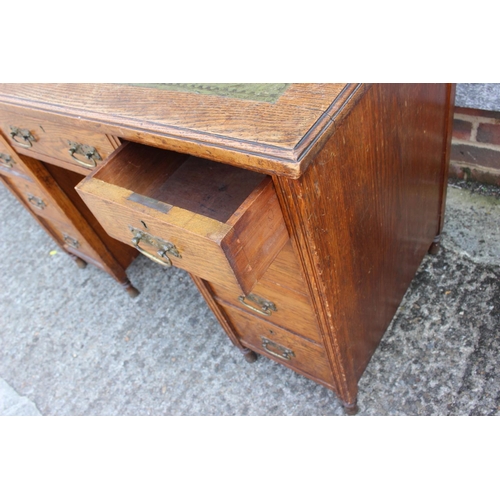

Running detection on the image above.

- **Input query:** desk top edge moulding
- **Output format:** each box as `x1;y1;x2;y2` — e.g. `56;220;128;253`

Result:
0;83;364;179
0;84;455;414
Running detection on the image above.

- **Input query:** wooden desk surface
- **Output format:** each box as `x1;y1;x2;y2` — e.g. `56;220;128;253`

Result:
0;83;364;178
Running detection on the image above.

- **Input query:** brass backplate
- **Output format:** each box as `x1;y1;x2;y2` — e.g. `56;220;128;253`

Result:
129;227;181;258
261;336;295;361
0;152;14;168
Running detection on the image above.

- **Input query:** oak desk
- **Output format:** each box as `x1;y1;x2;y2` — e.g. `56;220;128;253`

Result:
0;84;455;414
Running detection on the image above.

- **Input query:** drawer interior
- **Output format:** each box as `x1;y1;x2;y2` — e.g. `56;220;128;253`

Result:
77;141;289;294
93;142;266;223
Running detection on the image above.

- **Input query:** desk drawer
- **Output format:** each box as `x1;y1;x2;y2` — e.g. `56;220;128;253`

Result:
76;142;288;294
220;302;334;387
208;241;323;345
0;110;117;174
212;280;323;345
6;174;67;223
42;218;104;265
0;132;31;179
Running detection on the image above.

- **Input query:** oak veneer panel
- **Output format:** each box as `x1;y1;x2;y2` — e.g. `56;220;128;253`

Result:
275;83;454;404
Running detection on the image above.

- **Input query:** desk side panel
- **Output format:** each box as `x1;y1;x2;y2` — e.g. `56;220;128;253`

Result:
275;84;454;402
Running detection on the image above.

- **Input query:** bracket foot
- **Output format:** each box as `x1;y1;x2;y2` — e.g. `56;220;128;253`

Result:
428;235;441;255
242;348;258;363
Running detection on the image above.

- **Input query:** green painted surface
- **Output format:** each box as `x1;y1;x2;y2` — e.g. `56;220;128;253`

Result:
124;83;290;103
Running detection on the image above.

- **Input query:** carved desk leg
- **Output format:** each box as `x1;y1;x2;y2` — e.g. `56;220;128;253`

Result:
121;279;140;298
342;400;359;416
70;255;88;269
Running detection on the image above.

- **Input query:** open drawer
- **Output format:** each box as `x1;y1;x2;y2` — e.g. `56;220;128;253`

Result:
76;142;288;294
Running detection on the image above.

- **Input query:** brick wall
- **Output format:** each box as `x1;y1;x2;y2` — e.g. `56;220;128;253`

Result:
450;107;500;186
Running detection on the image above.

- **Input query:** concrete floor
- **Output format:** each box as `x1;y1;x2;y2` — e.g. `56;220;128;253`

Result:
1;179;499;416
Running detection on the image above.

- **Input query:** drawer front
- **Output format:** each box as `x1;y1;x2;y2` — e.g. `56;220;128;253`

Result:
42;218;104;266
0;132;31;179
210;279;323;345
6;174;68;223
208;240;323;344
76;142;288;294
255;240;307;294
221;303;334;387
0;110;118;174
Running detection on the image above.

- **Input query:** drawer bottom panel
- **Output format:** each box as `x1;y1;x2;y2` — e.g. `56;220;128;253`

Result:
220;301;335;387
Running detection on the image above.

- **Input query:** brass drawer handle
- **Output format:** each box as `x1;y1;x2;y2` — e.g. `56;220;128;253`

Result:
0;152;15;168
10;126;36;148
238;294;277;316
129;227;181;268
27;194;46;210
261;336;295;361
63;234;80;249
132;235;172;267
68;141;102;169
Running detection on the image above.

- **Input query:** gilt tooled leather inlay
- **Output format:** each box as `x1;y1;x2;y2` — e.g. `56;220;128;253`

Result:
124;83;290;103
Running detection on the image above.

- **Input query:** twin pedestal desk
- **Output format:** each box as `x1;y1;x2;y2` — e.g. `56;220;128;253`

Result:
0;84;455;414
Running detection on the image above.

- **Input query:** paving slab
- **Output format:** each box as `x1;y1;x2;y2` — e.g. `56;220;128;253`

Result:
456;83;500;111
0;378;41;416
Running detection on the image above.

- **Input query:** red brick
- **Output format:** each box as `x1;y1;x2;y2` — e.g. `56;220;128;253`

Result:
452;119;472;141
454;106;500;120
477;122;500;145
451;143;500;170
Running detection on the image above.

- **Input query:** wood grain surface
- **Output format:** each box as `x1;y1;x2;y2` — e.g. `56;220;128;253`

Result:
0;83;363;178
208;241;324;345
274;84;455;404
220;301;335;387
0;132;36;180
0;144;135;285
0;108;118;175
